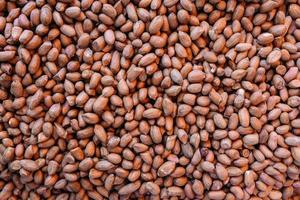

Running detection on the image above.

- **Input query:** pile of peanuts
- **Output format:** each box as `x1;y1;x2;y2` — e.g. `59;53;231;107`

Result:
0;0;300;199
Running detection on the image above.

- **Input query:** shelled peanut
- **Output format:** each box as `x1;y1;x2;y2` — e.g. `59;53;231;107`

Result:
0;0;300;199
